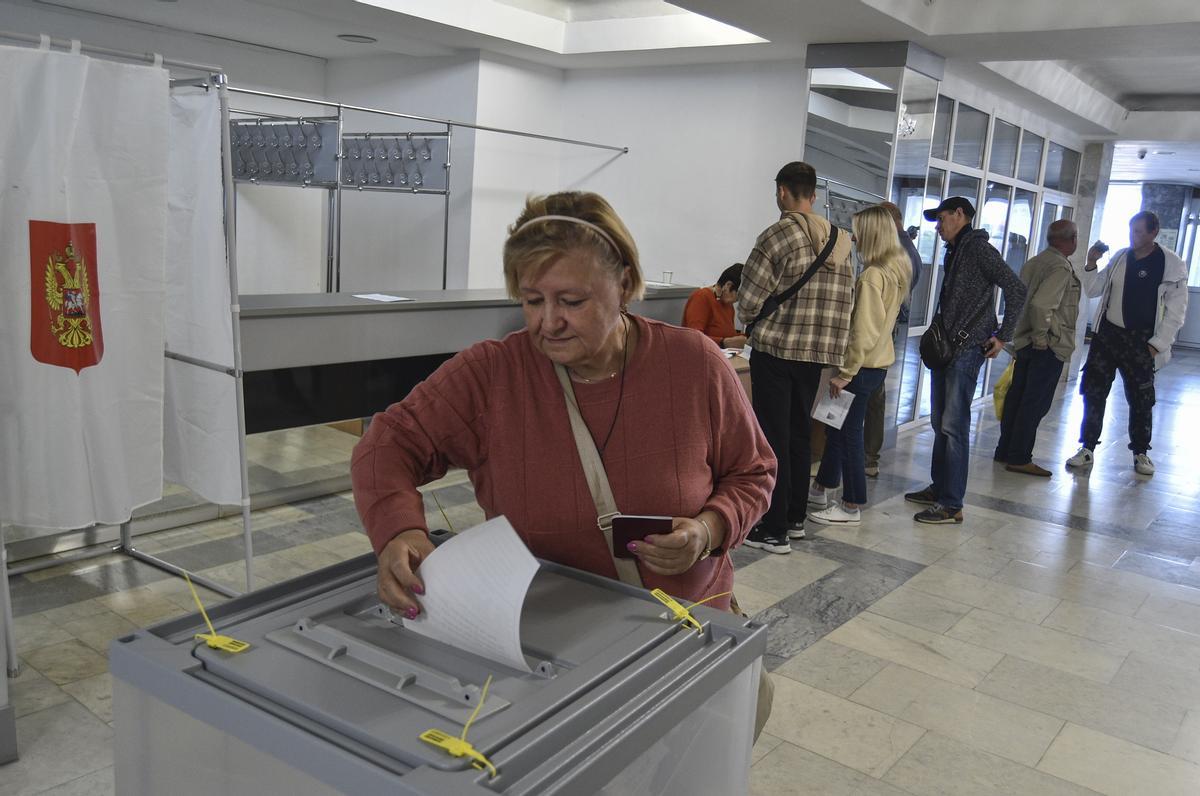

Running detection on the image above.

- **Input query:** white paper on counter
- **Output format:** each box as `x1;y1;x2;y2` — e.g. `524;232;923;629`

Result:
353;293;413;302
403;516;538;672
811;366;855;430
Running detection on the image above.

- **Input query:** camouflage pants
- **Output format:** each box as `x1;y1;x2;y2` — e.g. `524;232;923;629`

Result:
1079;320;1156;453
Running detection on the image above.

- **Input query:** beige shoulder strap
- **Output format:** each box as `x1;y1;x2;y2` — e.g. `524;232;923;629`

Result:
553;364;644;588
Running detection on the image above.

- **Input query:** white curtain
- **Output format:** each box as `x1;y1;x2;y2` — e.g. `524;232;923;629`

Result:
0;45;168;528
162;88;242;506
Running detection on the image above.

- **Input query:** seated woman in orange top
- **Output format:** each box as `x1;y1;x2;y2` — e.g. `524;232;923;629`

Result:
682;263;746;349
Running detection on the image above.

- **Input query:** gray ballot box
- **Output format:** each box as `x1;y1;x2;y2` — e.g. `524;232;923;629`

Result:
110;549;765;795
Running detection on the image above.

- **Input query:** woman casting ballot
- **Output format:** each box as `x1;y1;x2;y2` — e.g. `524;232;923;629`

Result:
352;191;775;616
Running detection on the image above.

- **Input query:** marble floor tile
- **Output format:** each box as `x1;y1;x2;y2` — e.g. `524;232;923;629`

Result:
931;546;1014;579
1171;710;1200;766
35;766;117;795
772;639;888;698
868;537;948;566
1135;593;1200;636
22;640;110;686
883;732;1096;796
826;612;1002;688
977;655;1185;754
990;559;1148;616
12;613;74;654
1109;654;1200;711
762;676;925;778
1;701;114;796
904;565;1061;624
811;524;893;551
1116;551;1200;589
864;585;973;633
750;731;783;766
946;608;1128;683
61;611;138;654
733;584;778;618
850;663;1064;766
8;663;73;719
750;741;912;796
1037;723;1200;796
62;673;114;724
733;549;842;598
1069;560;1200;609
1041;600;1200;669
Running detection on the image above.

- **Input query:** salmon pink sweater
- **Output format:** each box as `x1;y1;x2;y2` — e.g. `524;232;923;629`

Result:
351;316;776;609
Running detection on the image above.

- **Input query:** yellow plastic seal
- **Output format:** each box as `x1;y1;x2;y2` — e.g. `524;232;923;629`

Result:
650;588;733;634
183;572;251;654
420;675;498;779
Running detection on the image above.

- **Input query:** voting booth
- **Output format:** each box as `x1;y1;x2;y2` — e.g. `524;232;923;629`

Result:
110;540;766;795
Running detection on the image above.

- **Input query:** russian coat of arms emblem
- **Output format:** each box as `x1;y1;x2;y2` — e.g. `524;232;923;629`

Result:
30;220;104;373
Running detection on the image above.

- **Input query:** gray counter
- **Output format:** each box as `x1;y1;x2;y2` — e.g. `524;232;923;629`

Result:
237;285;693;432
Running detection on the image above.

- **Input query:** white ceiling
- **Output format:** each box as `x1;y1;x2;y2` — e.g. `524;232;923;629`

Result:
1112;141;1200;184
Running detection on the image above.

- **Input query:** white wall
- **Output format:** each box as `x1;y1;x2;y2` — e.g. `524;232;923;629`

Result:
558;60;810;289
468;54;566;288
325;53;482;291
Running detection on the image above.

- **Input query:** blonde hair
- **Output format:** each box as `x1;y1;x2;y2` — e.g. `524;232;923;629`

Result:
852;205;912;295
502;192;644;302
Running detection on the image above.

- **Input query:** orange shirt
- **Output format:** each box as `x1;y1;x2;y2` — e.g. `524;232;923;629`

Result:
682;287;737;345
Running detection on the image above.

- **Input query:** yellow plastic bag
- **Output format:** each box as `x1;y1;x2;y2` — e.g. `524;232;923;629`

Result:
993;361;1015;419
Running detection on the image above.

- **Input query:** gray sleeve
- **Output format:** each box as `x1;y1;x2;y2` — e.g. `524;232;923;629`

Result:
981;248;1027;341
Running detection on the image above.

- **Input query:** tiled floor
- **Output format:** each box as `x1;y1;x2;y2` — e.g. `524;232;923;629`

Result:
4;349;1200;794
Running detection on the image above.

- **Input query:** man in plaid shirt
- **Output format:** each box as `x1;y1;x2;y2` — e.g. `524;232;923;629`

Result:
738;162;855;554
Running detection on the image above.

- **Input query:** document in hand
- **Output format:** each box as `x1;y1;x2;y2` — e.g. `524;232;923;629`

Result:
811;366;855;431
403;516;539;672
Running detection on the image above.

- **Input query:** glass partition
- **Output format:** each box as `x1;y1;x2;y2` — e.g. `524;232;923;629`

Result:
981;181;1012;255
947;172;981;208
989;119;1019;177
1044;142;1081;193
951;103;988;169
804;66;899;202
1007;188;1036;272
930;95;952;161
1017;130;1044;183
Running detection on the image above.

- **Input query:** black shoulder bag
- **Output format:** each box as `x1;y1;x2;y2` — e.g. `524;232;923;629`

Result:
919;253;992;370
745;226;839;340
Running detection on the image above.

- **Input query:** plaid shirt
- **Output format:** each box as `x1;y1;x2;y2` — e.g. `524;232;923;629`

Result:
737;211;855;365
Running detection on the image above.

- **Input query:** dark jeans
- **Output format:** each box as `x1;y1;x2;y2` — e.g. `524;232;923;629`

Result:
929;345;986;511
816;367;888;505
995;346;1065;465
750;351;822;534
863;382;885;467
1079;319;1156;453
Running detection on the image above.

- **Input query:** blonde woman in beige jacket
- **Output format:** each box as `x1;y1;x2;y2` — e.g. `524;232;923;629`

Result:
808;206;912;525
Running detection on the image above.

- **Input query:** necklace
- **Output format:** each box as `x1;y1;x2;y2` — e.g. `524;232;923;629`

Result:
564;315;631;457
569;369;617;384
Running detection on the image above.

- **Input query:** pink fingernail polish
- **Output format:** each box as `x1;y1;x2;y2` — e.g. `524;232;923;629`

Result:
627;542;637;552
405;607;418;620
412;584;425;595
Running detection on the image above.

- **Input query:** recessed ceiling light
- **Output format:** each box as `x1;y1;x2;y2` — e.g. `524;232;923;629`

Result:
338;34;377;44
1153;150;1175;155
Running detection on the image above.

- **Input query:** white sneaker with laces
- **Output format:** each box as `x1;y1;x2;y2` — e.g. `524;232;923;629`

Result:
808;483;829;509
1065;447;1094;468
807;503;861;526
1134;453;1155;475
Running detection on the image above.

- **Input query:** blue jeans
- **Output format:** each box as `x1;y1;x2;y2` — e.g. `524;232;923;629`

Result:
815;367;887;505
995;346;1064;465
929;345;986;511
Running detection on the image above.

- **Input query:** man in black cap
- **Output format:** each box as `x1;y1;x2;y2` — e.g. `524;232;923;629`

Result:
904;197;1026;524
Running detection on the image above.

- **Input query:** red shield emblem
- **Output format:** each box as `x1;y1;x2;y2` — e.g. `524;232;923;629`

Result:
30;220;104;374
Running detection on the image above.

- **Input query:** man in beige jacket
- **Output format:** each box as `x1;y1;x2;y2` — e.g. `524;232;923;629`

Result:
994;219;1083;476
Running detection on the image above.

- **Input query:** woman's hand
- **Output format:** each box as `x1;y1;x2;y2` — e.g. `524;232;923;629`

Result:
376;529;436;618
635;517;708;575
830;376;850;398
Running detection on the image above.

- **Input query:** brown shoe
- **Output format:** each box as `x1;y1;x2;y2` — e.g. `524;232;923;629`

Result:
1006;462;1052;477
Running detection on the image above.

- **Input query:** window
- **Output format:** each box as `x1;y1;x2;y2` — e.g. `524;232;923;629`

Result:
981;182;1012;256
1044;142;1081;193
1017;130;1044;183
930;96;953;161
1039;201;1058;251
951;103;988;169
1007;189;1036;272
947;172;981;209
989;120;1019;177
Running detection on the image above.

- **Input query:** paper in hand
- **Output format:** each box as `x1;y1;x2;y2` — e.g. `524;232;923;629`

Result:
402;516;538;672
812;367;856;430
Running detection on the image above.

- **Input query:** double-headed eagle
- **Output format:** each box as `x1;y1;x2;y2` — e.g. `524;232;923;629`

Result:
44;242;94;348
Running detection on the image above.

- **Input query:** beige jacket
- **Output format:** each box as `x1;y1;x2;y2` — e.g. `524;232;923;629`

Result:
1012;247;1081;362
838;259;906;380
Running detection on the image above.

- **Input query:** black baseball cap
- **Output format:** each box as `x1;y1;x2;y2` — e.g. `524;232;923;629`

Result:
923;197;976;222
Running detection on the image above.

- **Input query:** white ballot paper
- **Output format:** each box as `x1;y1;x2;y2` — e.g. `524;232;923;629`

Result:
811;367;856;430
403;516;539;672
353;293;414;302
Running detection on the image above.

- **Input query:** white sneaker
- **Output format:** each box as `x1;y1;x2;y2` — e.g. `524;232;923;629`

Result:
1065;447;1094;468
807;503;862;526
808;484;829;509
1134;453;1155;475
787;520;807;540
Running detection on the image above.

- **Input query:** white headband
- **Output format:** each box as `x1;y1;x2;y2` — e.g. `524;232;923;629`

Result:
512;214;621;259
